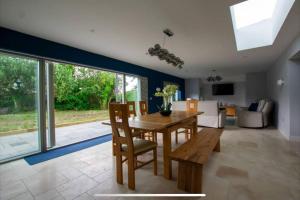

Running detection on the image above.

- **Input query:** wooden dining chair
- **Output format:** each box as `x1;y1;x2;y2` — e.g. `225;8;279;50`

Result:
109;103;157;190
127;101;137;117
175;99;198;144
112;101;141;155
139;101;157;142
139;100;148;115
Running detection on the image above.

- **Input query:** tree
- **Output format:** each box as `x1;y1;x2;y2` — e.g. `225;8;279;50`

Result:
0;53;117;112
0;54;37;112
54;63;116;110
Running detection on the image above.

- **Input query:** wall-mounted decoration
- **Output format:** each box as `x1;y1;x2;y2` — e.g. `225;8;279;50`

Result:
277;79;285;86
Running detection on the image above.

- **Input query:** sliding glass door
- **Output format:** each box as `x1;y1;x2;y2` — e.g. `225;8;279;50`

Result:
115;74;125;103
125;75;141;112
0;51;143;162
0;52;41;162
44;61;117;148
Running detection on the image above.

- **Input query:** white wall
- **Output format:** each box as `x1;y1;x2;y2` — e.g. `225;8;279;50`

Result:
202;82;247;107
289;60;300;140
246;72;267;105
185;78;200;100
185;74;265;107
267;35;300;140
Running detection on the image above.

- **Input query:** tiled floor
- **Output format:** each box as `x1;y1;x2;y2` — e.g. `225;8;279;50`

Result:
0;122;112;161
0;125;299;200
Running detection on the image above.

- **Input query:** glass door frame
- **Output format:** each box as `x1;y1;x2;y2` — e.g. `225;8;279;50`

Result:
115;73;142;103
0;50;143;162
45;62;55;148
0;50;47;163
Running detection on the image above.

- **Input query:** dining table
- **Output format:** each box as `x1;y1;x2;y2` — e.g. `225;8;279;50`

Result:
103;110;203;179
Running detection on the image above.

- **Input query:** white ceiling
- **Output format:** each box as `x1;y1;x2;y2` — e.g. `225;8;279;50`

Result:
0;0;299;79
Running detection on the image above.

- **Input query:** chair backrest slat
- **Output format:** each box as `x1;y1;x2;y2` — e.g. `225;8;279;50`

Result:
109;103;134;151
186;99;198;112
139;101;148;115
127;101;137;117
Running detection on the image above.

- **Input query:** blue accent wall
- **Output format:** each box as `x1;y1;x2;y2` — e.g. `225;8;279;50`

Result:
0;27;185;113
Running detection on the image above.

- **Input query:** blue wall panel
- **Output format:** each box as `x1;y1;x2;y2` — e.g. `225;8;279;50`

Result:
0;27;185;112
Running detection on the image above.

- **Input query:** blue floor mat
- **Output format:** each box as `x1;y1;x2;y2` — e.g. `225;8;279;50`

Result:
24;134;112;165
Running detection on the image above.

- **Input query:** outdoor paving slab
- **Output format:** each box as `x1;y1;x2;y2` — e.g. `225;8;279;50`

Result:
0;121;112;161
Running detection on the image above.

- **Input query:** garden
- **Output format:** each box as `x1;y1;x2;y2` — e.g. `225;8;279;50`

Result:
0;54;137;135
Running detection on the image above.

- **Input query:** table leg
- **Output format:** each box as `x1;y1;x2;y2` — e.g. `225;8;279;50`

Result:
163;129;172;179
214;139;220;152
192;116;198;137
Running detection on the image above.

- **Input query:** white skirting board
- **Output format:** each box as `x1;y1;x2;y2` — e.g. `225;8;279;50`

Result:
279;129;300;141
290;135;300;142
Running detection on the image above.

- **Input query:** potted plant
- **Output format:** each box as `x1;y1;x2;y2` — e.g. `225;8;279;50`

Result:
154;84;178;116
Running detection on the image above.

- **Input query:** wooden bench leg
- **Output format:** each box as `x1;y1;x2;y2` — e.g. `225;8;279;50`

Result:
214;139;220;152
177;161;203;193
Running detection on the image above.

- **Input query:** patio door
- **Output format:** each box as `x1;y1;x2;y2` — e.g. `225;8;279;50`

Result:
114;74;141;105
0;52;42;162
125;75;141;112
0;52;143;162
45;61;116;149
115;73;125;103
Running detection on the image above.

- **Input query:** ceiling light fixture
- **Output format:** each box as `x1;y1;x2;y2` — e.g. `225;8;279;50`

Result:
206;70;222;82
147;29;184;69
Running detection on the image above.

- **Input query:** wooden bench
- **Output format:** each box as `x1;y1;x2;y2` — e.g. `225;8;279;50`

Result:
169;128;223;193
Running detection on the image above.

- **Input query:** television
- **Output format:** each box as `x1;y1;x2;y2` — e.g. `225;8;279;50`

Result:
212;83;234;95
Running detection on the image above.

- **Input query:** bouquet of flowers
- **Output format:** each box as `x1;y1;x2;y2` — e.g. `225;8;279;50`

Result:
154;84;178;113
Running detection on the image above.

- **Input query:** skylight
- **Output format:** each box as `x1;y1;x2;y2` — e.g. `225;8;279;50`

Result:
232;0;277;29
230;0;295;51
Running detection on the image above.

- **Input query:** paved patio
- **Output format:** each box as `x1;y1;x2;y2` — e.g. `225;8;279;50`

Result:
0;121;112;161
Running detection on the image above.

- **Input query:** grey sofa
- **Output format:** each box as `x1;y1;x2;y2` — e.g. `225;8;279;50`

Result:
237;100;273;128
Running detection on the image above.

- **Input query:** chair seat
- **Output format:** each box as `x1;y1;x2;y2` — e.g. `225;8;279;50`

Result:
122;139;157;155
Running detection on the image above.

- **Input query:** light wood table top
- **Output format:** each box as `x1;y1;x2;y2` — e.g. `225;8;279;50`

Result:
128;111;202;131
102;111;203;131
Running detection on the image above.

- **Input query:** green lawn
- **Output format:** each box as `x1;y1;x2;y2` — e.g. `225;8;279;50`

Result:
0;110;109;135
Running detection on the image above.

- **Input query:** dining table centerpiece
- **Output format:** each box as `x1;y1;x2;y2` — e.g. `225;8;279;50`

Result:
154;84;178;116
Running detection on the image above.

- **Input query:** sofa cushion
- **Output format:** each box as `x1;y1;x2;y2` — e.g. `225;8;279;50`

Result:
248;103;258;111
197;100;218;116
257;100;266;112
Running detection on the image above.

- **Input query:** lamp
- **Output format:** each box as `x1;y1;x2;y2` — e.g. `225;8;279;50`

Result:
147;29;184;69
206;70;223;82
277;79;285;86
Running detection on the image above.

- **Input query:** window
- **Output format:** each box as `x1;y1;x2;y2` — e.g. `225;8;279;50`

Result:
230;0;295;51
115;74;125;103
0;52;41;162
163;81;182;102
232;0;277;29
125;75;141;112
0;51;142;162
